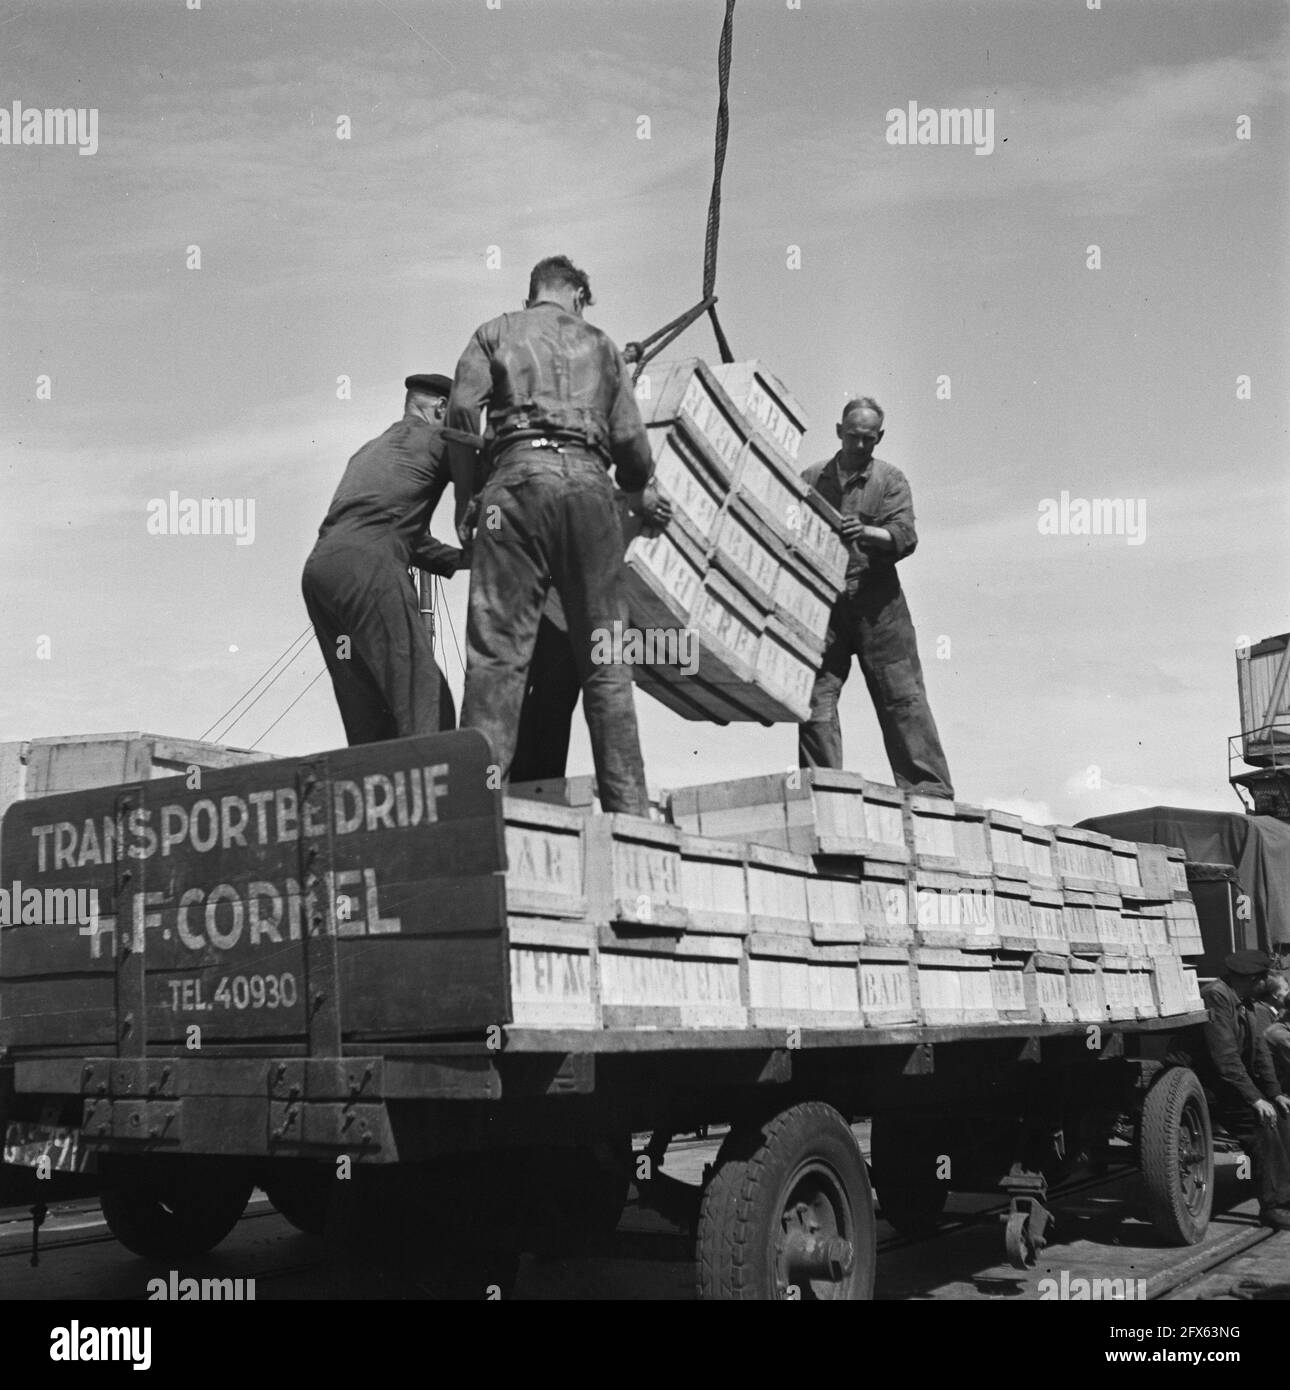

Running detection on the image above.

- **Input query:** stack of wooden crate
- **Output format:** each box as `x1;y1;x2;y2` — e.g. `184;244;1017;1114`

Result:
627;359;848;724
503;773;1207;1034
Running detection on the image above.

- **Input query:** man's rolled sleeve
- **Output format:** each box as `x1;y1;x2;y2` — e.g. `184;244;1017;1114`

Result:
880;471;918;561
607;349;653;492
445;324;495;536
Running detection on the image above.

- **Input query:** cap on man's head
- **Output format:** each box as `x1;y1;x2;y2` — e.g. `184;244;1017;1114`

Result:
1224;948;1274;976
405;373;453;397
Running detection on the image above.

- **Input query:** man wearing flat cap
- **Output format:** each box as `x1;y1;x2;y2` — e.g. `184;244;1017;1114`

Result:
301;374;462;743
1169;948;1290;1229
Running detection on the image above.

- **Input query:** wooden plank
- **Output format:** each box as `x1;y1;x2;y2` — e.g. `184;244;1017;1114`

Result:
1053;825;1118;893
806;874;865;944
1021;823;1059;889
990;955;1034;1022
771;549;833;653
1128;954;1159;1020
1029;884;1070;955
1134;842;1174;901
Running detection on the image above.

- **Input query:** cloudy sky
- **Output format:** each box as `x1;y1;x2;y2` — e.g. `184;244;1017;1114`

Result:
2;0;1286;825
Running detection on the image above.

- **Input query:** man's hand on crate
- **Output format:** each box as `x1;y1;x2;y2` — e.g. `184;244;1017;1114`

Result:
627;481;673;538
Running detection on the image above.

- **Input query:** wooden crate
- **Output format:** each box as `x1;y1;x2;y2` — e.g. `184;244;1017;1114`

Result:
508;775;598;810
1053;826;1117;893
1067;955;1105;1025
746;934;861;1029
817;856;912;946
1151;950;1190;1019
807;873;865;944
745;843;812;936
644;417;726;554
1123;905;1171;954
708;359;808;467
598;930;746;1028
710;497;782;613
784;771;908;863
909;799;991;874
1095;891;1129;956
1182;967;1203;1011
1165;847;1189;895
1135;842;1174;901
679;833;750;935
1100;957;1135;1021
508;917;598;1029
692;570;765;689
585;815;687;932
991;954;1035;1022
1022;823;1059;890
988;811;1030;884
1062;889;1100;954
995;878;1037;952
747;618;817;723
858;944;917;1026
1030;884;1069;954
794;490;849;591
1128;954;1159;1020
911;869;998;948
771;549;833;655
503;798;588;919
733;431;810;543
1110;838;1144;896
1024;953;1073;1024
667;773;788;848
632;665;769;726
636;358;748;481
914;947;996;1025
1165;897;1204;957
623;525;706;629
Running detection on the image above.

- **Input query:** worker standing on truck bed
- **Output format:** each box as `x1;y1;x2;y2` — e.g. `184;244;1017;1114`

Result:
797;398;954;796
301;374;463;744
1168;950;1290;1230
445;255;656;816
510;489;672;786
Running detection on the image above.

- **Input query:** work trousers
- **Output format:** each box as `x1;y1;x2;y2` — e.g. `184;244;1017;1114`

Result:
511;615;581;784
302;542;455;745
1211;1091;1290;1212
798;586;953;796
461;448;649;816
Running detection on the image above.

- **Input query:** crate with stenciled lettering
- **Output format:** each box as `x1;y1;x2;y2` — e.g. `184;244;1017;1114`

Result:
914;947;996;1026
910;868;999;949
678;833;750;936
598;929;746;1028
857;944;917;1026
1024;953;1073;1024
508;917;599;1029
745;935;864;1029
585;815;687;933
1067;955;1105;1025
502;798;588;920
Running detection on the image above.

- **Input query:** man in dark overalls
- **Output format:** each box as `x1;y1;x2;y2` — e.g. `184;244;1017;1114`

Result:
1168;950;1290;1229
301;374;462;745
444;256;655;815
510;489;672;786
797;397;953;796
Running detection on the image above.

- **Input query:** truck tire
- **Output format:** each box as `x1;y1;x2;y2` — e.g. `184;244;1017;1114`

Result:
101;1165;252;1260
696;1101;876;1301
870;1112;950;1237
264;1163;333;1236
1139;1066;1213;1246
